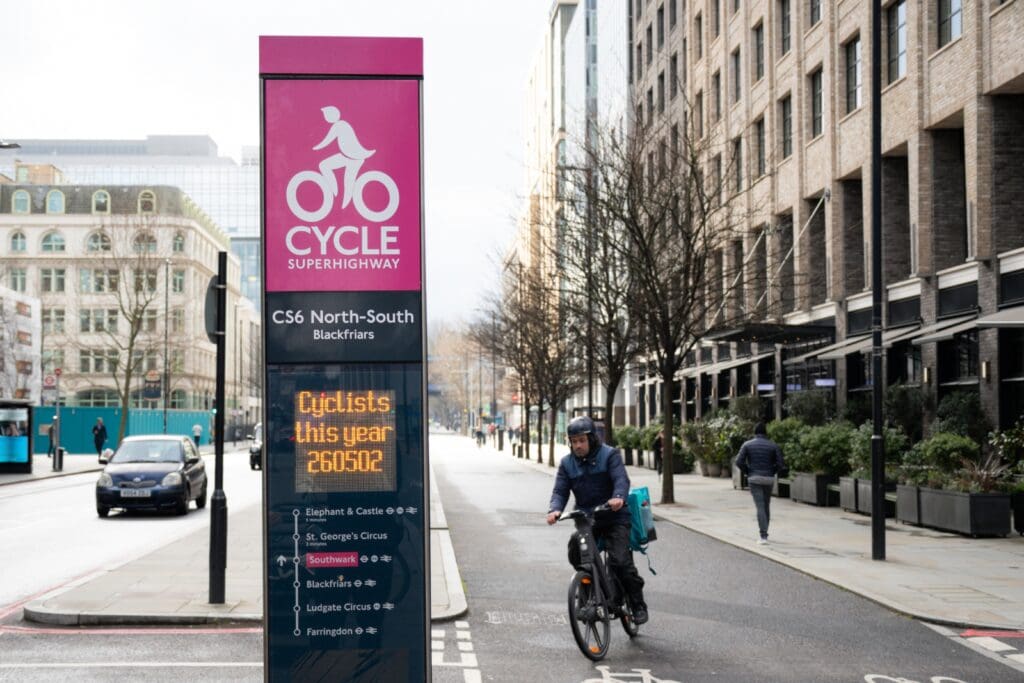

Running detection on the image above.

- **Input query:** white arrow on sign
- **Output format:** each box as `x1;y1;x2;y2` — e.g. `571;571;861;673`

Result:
276;555;288;567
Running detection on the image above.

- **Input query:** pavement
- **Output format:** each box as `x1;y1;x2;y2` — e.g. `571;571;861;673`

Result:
8;435;1024;630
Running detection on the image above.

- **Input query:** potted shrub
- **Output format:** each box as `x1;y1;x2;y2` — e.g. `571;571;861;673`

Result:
989;422;1024;536
1011;474;1024;537
789;422;854;506
908;432;1011;536
841;424;908;516
671;427;695;474
639;422;663;470
616;425;639;466
766;417;805;498
683;420;716;476
782;389;833;426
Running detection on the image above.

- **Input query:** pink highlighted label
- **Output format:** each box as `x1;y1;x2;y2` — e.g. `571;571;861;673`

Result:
306;551;359;568
264;78;421;292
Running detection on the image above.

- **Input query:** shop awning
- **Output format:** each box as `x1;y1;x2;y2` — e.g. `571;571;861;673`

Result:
679;351;774;378
784;334;867;365
912;314;979;345
976;305;1024;328
819;323;922;358
703;321;834;344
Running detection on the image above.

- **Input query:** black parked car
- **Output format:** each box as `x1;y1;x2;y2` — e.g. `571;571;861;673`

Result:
249;422;263;470
96;435;208;517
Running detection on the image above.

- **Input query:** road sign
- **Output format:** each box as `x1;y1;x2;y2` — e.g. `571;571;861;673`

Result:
43;375;56;388
261;36;427;682
54;368;62;377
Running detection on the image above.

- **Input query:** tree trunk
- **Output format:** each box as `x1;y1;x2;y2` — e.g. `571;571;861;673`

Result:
603;370;623;446
536;401;543;463
548;407;557;467
660;370;676;504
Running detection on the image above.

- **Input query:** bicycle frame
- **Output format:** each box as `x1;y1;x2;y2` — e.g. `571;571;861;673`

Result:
568;512;621;613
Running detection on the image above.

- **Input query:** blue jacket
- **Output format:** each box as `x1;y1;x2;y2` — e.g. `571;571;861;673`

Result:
735;434;787;479
549;444;632;526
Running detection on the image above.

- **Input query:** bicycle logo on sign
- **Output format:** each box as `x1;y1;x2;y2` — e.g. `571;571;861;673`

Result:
286;105;400;224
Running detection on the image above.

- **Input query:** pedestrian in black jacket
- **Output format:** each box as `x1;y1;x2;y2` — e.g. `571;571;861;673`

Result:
735;421;787;545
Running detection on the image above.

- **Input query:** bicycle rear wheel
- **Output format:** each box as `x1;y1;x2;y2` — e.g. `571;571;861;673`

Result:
567;570;611;661
618;598;640;638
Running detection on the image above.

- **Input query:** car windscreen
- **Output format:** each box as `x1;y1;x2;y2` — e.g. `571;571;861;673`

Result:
111;441;183;464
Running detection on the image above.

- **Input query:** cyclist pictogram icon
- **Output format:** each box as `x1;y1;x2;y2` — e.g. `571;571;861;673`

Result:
286;105;400;223
582;665;680;683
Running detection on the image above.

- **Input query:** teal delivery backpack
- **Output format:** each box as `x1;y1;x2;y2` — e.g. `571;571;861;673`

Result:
626;486;657;573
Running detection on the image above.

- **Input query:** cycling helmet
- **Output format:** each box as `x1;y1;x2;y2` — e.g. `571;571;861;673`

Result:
567;416;599;452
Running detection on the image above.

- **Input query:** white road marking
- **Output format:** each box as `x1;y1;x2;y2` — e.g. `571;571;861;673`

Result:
456;630;471;639
967;636;1017;653
432;628;445;638
432;639;445;650
457;641;473;652
463;670;482;683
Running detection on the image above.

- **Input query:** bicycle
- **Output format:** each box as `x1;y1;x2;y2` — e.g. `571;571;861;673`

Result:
558;504;640;661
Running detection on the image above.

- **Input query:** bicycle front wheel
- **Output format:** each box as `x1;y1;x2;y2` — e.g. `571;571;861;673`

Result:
567;570;611;661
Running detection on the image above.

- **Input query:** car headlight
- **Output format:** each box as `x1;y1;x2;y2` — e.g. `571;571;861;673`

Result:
161;471;183;487
97;473;112;487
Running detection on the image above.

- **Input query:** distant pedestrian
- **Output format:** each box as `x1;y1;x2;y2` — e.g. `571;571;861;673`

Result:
92;417;108;457
653;429;664;476
47;418;59;458
192;423;203;450
735;422;787;545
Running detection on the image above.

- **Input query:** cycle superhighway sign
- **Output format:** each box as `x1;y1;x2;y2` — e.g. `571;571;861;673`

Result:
260;36;428;682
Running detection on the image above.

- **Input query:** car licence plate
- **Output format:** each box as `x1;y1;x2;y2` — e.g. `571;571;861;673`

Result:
120;488;152;498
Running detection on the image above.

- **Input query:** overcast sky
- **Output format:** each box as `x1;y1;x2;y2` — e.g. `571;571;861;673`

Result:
2;0;554;324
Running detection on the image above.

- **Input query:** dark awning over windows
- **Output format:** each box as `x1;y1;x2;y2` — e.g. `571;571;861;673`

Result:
703;321;834;345
976;305;1024;328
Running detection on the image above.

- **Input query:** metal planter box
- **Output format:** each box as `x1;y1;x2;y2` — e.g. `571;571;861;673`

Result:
790;472;838;506
856;479;897;517
839;476;858;511
897;484;921;525
918;488;1011;537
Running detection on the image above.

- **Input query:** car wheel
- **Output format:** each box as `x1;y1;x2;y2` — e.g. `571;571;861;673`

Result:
97;505;110;518
176;487;190;516
195;481;208;509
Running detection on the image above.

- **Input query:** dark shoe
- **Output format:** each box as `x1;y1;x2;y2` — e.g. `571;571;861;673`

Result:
632;602;649;625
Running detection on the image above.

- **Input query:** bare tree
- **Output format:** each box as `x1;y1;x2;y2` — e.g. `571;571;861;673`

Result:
575;109;754;503
0;291;35;400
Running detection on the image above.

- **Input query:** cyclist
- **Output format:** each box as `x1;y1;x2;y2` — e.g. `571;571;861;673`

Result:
546;415;648;624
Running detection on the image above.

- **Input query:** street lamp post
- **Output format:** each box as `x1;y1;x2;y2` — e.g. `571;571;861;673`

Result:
163;258;170;434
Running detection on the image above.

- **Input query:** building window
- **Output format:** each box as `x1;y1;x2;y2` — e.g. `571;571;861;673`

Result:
79;349;119;374
669;0;677;28
938;0;962;48
80;308;119;333
695;14;703;58
172;269;186;293
87;232;111;252
712;72;721;121
42;349;65;373
780;0;791;55
733;137;743;192
138;190;156;214
79;269;120;293
731;49;742;103
658;72;666;112
45;190;65;214
754;24;765;81
41;231;66;252
92;190;110;214
172;232;185;253
670;53;678;99
12;190;30;214
887;1;907;83
8;268;26;292
646;24;653;63
755;118;766;177
133;269;158;294
845;36;862;113
712;0;720;37
41;268;65;293
810;68;823;138
657;5;665;47
42;308;66;334
133;232;157;253
780;95;793;158
658;139;667;178
171;308;185;333
809;0;821;26
77;389;120;407
142;309;158;333
637;43;643;80
712;154;723;206
636;0;642;18
696;91;704;137
9;231;26;253
671;123;680;165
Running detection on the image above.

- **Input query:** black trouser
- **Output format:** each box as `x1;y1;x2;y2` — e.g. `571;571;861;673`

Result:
595;522;645;605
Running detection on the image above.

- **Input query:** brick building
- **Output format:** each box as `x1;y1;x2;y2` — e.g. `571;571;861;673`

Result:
630;0;1024;429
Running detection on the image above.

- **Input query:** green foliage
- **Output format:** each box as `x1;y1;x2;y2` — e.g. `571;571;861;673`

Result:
900;432;981;488
682;420;718;464
988;421;1024;470
935;391;991;445
951;452;1012;494
639;422;662;450
767;417;806;470
848;422;909;479
708;413;748;466
614;424;639;449
783;390;834;426
884;383;930;442
839;393;871;427
729;395;764;424
796;422;855;476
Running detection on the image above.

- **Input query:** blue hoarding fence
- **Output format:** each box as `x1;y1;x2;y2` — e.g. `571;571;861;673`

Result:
30;406;218;456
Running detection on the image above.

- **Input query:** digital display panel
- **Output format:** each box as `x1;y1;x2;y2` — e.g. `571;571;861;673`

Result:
294;389;397;492
0;408;30;464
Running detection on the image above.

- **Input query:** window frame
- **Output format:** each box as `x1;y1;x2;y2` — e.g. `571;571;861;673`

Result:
9;231;27;253
91;190;111;214
809;0;821;26
887;1;907;83
938;0;962;48
12;190;30;214
41;231;66;253
138;190;156;214
780;94;793;158
45;190;65;215
845;36;862;114
810;68;823;138
40;267;66;293
780;0;791;55
753;23;765;81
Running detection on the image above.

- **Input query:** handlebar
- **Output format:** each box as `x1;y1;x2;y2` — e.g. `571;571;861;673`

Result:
556;503;612;523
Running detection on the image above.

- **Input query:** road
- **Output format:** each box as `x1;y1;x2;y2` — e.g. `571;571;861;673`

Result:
429;434;1021;683
0;435;1021;682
